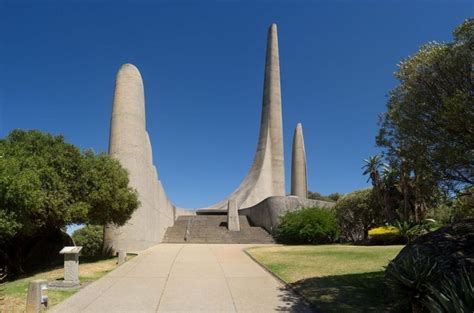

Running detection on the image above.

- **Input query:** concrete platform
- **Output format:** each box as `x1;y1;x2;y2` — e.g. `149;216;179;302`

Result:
49;244;311;313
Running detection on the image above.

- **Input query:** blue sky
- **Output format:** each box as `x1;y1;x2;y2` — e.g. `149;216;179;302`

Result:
1;1;472;209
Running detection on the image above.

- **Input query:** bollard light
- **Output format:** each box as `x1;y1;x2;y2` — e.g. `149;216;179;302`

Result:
26;279;48;313
40;281;48;307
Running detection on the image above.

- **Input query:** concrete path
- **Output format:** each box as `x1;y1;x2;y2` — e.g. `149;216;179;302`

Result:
50;244;311;313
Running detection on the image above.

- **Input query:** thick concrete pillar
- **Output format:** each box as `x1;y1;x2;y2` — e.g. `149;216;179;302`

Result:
104;64;171;253
291;123;308;198
227;199;240;231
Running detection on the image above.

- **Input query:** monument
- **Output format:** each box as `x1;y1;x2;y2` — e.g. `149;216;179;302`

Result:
104;24;329;252
49;246;82;288
291;123;308;198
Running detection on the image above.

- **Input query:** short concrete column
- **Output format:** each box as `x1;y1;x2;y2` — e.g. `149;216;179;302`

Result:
117;250;127;265
26;279;48;313
227;199;240;231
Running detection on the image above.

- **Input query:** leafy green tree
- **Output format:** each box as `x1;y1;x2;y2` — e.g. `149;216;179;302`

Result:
327;193;342;202
72;225;104;257
377;19;474;199
0;130;139;275
307;191;342;202
334;189;383;241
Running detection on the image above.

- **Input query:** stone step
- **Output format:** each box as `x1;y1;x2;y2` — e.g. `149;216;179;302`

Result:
162;215;274;244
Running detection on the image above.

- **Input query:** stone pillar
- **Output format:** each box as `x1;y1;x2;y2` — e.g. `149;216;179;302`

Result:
64;253;80;283
291;123;308;198
50;246;82;288
227;199;240;231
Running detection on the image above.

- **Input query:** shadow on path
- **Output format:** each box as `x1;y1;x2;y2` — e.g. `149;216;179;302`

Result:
275;284;315;312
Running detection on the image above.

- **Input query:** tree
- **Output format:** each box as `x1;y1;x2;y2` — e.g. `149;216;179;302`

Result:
72;225;104;257
376;19;474;218
334;189;383;241
0;130;139;275
307;191;342;202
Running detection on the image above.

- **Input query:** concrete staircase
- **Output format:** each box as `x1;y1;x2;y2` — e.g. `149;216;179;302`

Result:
162;215;275;244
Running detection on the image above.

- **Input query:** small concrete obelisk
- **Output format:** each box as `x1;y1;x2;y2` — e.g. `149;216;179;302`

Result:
291;123;308;198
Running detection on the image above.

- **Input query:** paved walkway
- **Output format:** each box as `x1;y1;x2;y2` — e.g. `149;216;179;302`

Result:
50;244;311;313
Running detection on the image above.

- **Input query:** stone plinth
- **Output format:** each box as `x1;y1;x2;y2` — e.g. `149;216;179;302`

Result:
49;246;82;289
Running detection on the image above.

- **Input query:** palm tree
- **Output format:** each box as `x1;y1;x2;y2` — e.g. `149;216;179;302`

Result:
363;155;387;221
362;155;382;185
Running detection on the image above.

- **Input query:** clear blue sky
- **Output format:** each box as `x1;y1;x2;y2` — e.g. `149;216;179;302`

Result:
1;1;472;208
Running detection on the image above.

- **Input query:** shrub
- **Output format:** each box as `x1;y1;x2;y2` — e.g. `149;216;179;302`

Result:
334;189;383;242
275;207;340;244
396;219;441;243
422;266;474;313
72;225;103;256
368;226;403;245
385;248;440;312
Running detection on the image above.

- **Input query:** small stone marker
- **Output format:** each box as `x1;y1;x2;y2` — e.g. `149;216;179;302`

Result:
227;199;240;231
49;246;82;288
117;250;127;265
26;279;48;313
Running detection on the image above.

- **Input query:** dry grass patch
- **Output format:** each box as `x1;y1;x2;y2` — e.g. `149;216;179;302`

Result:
1;255;134;312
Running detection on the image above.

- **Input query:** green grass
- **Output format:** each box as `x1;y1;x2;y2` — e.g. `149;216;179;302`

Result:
1;255;134;312
246;244;403;313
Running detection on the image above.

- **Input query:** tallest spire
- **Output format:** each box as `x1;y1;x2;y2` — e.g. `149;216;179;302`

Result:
262;23;285;196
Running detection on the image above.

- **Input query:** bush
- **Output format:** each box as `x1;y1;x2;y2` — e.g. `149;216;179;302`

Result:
275;207;340;244
72;225;103;256
368;226;403;245
334;189;383;242
385;248;440;312
396;219;441;243
422;266;474;313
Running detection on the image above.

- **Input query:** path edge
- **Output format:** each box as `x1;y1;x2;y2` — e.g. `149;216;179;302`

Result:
243;247;319;313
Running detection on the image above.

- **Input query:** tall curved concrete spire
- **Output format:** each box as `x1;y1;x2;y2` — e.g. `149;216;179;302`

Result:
104;64;175;253
291;123;308;198
193;23;285;211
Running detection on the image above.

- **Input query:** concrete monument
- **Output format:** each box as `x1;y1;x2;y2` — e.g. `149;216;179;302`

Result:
103;64;175;253
291;123;308;198
104;24;328;251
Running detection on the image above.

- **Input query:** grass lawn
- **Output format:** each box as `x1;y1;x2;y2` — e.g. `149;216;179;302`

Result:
1;255;134;312
246;244;403;313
